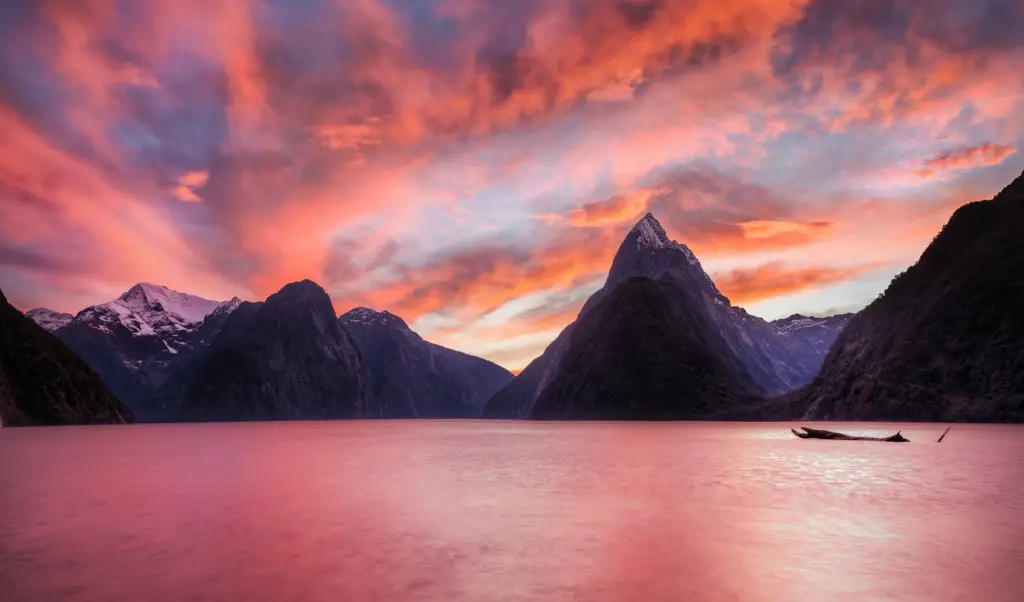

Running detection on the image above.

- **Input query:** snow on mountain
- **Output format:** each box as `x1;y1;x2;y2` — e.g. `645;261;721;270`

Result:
340;307;411;330
770;313;852;334
74;283;228;338
631;213;700;265
25;308;73;332
51;284;244;417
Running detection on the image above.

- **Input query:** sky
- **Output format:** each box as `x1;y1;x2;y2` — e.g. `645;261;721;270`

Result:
0;0;1022;372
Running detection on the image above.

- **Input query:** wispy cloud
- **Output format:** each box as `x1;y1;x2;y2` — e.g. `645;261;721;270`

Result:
915;143;1017;178
1;0;1022;368
714;262;887;305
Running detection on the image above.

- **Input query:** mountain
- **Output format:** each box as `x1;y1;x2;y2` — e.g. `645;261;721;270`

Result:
25;308;73;332
530;276;761;419
790;170;1024;422
0;289;133;426
37;284;240;417
340;307;513;417
166;280;373;422
484;213;852;419
766;312;854;376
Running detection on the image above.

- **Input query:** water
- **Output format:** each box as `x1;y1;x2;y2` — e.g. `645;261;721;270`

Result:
1;421;1022;602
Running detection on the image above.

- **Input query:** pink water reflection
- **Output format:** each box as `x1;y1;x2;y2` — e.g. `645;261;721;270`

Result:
1;421;1021;601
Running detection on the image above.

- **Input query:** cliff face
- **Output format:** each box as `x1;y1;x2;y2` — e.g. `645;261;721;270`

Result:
530;276;760;420
794;170;1024;422
0;289;133;426
169;281;373;422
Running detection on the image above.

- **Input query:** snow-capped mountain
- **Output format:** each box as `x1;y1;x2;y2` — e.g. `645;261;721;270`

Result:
24;308;73;332
485;213;854;419
340;307;513;418
37;284;242;418
73;283;231;341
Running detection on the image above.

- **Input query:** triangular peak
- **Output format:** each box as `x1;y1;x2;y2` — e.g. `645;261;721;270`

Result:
629;212;673;250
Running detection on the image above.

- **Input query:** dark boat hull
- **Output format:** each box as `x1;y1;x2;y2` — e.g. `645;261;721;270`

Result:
791;426;909;442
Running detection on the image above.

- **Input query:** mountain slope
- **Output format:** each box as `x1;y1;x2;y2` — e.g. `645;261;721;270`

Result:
340;307;513;417
794;170;1024;422
530;276;760;420
25;308;73;332
170;280;373;422
484;213;851;418
44;284;239;416
0;289;133;426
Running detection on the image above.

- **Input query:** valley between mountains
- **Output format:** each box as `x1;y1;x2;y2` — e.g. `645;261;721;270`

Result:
2;170;1022;426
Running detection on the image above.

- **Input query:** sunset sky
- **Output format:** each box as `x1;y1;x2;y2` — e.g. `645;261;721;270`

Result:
1;0;1022;371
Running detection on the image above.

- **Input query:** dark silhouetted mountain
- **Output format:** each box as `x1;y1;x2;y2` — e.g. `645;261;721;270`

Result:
33;284;241;418
166;280;373;422
790;170;1024;423
530;276;761;420
340;307;513;417
484;213;852;418
0;289;133;426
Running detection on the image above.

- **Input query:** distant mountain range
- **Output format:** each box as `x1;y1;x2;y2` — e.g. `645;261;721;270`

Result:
7;169;1021;425
16;280;511;423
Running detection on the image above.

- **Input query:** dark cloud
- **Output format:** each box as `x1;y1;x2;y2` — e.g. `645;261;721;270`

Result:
773;0;1024;77
0;242;81;274
616;0;664;29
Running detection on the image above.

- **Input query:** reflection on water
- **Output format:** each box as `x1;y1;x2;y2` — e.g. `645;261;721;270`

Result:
1;421;1022;601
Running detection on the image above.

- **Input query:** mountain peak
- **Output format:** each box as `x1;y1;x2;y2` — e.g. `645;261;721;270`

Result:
340;306;410;330
269;280;331;305
25;308;74;332
630;212;673;250
113;283;224;324
606;211;705;290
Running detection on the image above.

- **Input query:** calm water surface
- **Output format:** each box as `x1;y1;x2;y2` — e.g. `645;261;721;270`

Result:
1;421;1022;601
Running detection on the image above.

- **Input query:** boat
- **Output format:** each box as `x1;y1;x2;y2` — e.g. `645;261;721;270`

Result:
791;426;909;442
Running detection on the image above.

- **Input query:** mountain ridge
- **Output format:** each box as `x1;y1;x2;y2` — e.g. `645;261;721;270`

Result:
339;307;513;418
786;169;1024;422
0;288;133;426
170;280;374;422
484;212;855;418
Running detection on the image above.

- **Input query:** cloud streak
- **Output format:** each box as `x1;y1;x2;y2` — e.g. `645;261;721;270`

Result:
714;262;886;306
915;143;1017;178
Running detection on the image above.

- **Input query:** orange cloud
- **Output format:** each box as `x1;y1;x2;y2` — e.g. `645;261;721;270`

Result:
170;186;203;203
566;189;662;228
915;144;1017;178
4;0;1023;371
713;262;884;305
168;171;210;203
736;220;831;240
337;227;621;323
0;106;237;306
178;171;210;188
